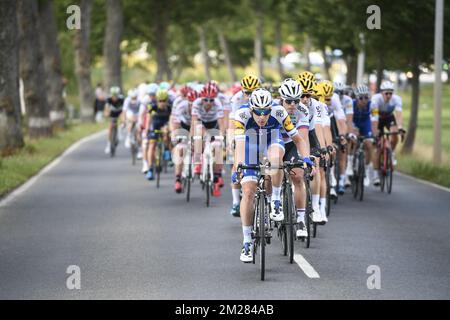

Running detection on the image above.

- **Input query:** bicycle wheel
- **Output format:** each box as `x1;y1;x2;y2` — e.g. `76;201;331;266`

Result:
110;126;117;158
379;150;386;192
281;186;288;256
205;169;210;207
386;149;393;194
305;182;312;249
358;152;365;201
285;184;295;264
352;154;358;199
131;143;137;165
186;164;191;202
333;156;339;204
259;194;266;281
326;165;331;217
156;144;162;188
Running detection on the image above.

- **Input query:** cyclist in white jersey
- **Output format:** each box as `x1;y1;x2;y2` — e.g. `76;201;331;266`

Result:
279;79;312;237
192;82;225;197
228;75;261;217
123;89;142;150
297;72;328;224
371;81;404;172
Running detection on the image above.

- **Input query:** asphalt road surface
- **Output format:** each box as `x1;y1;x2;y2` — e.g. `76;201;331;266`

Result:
1;132;449;299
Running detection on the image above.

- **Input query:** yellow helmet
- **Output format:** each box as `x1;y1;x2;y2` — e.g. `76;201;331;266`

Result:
296;71;316;83
156;89;169;101
296;77;316;95
320;80;334;97
241;75;261;91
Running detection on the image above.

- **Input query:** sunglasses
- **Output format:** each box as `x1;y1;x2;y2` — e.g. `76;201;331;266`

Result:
358;96;369;100
203;98;215;103
325;98;331;102
383;91;393;96
301;94;311;99
285;99;300;105
158;100;167;103
243;90;253;95
252;108;271;116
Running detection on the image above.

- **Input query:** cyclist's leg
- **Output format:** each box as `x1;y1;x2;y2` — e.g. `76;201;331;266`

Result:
240;178;257;262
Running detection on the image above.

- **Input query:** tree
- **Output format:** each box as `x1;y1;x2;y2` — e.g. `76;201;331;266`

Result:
17;0;52;138
39;0;66;129
0;0;24;154
103;0;124;90
73;0;94;122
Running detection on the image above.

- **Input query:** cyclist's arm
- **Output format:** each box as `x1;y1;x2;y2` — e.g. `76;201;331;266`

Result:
370;105;379;136
394;98;403;129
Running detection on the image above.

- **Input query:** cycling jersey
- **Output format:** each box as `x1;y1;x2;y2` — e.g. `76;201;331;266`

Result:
281;103;309;143
147;101;172;140
352;100;376;137
371;93;402;116
307;98;327;131
229;91;248;120
173;100;192;128
123;97;140;116
217;92;230;112
192;98;224;123
340;94;353;115
329;93;346;120
106;96;124;118
234;104;297;182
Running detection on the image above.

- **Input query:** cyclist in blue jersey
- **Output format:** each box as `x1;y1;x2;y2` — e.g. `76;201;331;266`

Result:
233;88;313;263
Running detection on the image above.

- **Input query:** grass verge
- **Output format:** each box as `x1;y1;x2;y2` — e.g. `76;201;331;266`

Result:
0;122;106;198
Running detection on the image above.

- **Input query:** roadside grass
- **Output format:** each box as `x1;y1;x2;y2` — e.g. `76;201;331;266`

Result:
397;83;450;188
0;122;106;198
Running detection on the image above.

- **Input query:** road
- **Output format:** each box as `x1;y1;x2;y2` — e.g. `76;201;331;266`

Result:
0;132;449;300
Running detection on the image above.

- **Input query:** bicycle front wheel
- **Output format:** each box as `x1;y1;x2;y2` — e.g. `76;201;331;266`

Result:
259;194;266;281
387;149;393;194
156;144;162;188
358;152;365;201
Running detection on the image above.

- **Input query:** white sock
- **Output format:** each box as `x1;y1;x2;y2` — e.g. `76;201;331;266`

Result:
320;198;327;213
232;188;241;205
297;208;305;223
339;175;346;186
243;226;252;244
267;195;272;204
312;194;320;208
272;186;281;201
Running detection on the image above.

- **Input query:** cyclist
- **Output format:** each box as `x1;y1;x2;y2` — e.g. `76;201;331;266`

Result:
172;90;198;193
228;75;261;217
371;81;404;173
191;82;225;197
123;89;141;150
334;82;353;195
297;72;328;224
234;88;311;262
139;83;159;173
145;89;173;181
348;85;378;187
278;79;312;237
104;86;125;154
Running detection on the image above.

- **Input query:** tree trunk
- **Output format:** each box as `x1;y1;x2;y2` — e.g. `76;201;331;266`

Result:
402;55;421;155
0;0;24;154
103;0;123;90
17;0;52;138
321;45;331;80
39;0;66;129
254;4;264;80
346;54;358;86
198;26;211;82
217;29;237;83
275;18;284;80
154;2;170;82
376;55;384;92
74;0;94;122
303;34;312;72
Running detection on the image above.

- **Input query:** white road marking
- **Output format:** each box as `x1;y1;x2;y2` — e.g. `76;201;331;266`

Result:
294;254;320;278
0;130;107;208
395;172;450;193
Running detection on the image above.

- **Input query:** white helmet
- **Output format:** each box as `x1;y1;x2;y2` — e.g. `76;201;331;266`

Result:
333;82;346;92
110;86;121;96
128;89;138;99
146;83;159;95
380;81;394;91
355;85;369;96
278;78;302;99
249;88;273;109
